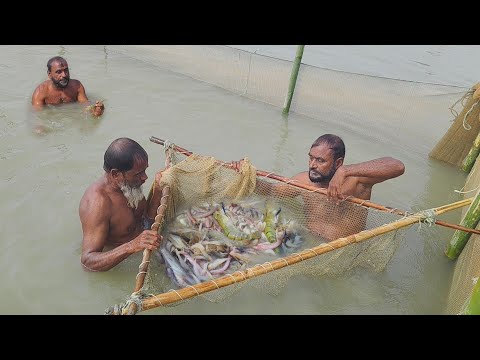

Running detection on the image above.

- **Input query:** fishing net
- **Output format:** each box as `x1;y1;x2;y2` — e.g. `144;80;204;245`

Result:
446;236;480;314
445;159;480;314
100;45;480;315
105;144;422;315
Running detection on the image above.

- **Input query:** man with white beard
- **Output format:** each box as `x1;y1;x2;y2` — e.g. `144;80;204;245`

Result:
79;138;163;271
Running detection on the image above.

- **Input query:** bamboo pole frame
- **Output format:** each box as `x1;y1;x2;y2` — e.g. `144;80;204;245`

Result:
134;198;471;313
149;136;480;236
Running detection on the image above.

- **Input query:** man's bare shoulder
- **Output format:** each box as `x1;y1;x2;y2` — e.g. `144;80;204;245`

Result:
34;80;50;90
69;79;84;90
79;179;112;216
292;171;310;184
32;80;50;97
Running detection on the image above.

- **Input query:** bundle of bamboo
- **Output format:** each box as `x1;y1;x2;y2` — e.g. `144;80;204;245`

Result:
430;83;480;167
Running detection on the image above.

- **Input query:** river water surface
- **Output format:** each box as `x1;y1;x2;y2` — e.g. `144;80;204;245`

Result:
0;45;477;314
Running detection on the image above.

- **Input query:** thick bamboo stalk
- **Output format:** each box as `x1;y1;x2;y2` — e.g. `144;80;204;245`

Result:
445;188;480;260
149;136;480;236
462;129;480;173
282;45;305;115
137;198;471;313
463;279;480;315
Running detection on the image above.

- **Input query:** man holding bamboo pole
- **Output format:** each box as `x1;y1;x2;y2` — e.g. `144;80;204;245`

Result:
231;134;405;240
79;138;164;272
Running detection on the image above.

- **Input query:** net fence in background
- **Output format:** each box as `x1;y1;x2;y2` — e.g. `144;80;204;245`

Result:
103;45;476;315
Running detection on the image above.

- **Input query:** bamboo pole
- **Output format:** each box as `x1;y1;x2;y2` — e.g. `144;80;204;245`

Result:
123;185;171;315
282;45;305;115
463;279;480;314
136;198;471;313
149;136;480;236
445;188;480;260
461;129;480;173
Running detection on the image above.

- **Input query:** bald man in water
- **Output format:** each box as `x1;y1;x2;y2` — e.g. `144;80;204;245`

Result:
231;134;405;241
79;138;164;271
32;56;104;116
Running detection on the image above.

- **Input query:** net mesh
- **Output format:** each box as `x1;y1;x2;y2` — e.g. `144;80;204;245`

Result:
445;154;480;314
107;148;411;314
102;45;478;315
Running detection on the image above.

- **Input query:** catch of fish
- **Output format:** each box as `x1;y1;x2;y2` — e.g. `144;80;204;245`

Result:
155;198;304;288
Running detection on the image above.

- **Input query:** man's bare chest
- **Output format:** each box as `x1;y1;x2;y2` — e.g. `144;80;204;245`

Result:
46;88;77;104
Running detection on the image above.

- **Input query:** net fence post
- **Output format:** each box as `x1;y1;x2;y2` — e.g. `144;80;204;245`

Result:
282;45;305;115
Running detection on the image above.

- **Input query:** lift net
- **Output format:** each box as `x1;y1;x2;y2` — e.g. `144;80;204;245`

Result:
127;148;407;311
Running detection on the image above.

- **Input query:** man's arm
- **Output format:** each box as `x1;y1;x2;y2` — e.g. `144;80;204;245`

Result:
77;81;105;117
31;85;46;110
80;193;160;272
76;82;89;103
327;157;405;201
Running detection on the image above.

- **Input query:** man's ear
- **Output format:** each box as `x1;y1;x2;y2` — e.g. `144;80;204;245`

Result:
110;169;122;179
335;157;344;170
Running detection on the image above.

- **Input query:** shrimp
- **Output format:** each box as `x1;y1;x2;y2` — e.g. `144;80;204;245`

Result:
213;202;261;242
264;203;281;243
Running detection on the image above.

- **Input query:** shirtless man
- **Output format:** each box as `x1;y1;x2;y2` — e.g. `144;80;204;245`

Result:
231;134;405;241
32;56;105;116
79;138;163;271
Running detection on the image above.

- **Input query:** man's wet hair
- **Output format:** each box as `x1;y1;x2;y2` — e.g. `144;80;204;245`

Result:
103;138;148;172
311;134;345;160
47;56;67;72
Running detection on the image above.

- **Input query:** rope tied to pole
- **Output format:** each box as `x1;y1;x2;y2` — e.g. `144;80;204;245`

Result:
163;139;176;167
448;85;479;130
104;291;148;315
419;208;437;227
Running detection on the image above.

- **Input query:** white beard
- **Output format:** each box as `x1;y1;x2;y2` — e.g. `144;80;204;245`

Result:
120;181;145;210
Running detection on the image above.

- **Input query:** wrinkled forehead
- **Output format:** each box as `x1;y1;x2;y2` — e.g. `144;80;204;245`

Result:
50;60;68;71
131;156;148;171
310;143;334;158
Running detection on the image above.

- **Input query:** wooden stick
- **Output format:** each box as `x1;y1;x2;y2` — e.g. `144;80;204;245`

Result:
149;136;480;236
137;198;472;312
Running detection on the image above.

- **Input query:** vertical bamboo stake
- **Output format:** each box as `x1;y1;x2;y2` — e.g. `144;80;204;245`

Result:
445;188;480;260
282;45;305;115
463;279;480;314
461;129;480;173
